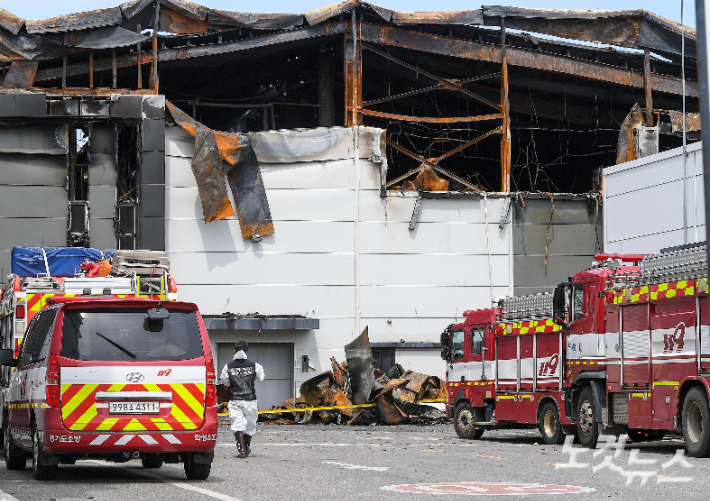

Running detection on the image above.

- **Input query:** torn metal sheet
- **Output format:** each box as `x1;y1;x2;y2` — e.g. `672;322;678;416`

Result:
331;356;351;396
344;327;375;405
669;110;701;133
166;100;274;237
616;104;645;164
208;11;305;29
225;146;274;240
25;7;123;34
68;25;150;49
374;395;408;424
299;372;334;407
0;8;24;35
0;30;75;61
191;126;236;223
1;61;38;89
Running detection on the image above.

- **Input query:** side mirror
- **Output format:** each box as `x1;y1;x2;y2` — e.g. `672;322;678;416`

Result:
553;283;569;325
0;349;17;367
440;329;451;361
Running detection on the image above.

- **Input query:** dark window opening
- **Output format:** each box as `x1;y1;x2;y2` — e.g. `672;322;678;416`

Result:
116;124;140;250
67;125;90;247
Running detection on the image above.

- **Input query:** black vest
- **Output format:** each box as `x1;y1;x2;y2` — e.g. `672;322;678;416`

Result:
226;358;257;401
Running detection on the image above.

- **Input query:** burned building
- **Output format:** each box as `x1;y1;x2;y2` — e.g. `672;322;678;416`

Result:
0;1;699;405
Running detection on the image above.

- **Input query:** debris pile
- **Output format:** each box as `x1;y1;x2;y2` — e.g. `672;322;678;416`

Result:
260;328;447;425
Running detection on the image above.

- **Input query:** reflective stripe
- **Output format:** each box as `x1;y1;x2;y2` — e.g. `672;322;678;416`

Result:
163;434;182;445
115;435;135;446
139;435;159;445
90;435;110;446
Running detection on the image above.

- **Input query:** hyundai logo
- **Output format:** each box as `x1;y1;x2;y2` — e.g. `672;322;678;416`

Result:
126;373;145;383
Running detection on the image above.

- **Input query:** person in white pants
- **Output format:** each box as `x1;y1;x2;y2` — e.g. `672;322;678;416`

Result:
220;341;265;457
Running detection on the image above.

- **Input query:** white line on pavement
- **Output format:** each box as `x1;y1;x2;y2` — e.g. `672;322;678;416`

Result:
0;486;20;501
322;461;388;472
86;461;243;501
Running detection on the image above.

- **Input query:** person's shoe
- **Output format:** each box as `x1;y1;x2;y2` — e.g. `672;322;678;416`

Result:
236;432;247;458
244;434;252;457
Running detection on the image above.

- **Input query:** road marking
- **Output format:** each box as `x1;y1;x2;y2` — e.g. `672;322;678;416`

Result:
322;461;388;472
85;461;243;501
421;450;445;453
477;455;506;459
382;482;595;495
0;486;20;501
361;436;443;441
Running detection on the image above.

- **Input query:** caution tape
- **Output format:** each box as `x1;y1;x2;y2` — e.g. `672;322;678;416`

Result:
217;398;447;417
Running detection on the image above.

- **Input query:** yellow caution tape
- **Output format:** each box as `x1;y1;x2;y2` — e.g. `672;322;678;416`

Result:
216;398;447;416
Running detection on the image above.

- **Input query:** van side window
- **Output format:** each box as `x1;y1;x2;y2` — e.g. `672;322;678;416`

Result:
471;328;484;356
451;330;464;362
21;310;57;366
571;284;584;323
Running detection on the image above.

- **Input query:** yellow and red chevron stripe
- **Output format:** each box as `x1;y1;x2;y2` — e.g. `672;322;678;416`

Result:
60;383;205;432
494;318;562;336
26;293;129;323
606;278;707;305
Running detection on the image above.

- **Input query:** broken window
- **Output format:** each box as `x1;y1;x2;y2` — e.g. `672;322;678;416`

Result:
116;124;140;250
67;126;90;247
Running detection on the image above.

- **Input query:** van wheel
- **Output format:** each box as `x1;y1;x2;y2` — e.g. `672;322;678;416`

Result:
32;426;57;480
576;386;599;448
141;454;164;468
539;402;565;444
683;387;710;457
4;418;25;470
184;453;211;480
454;403;484;440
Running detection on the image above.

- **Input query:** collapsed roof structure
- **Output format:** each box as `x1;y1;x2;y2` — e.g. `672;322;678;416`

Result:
0;0;698;195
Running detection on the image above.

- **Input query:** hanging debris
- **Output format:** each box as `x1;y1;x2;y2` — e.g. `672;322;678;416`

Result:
261;327;447;425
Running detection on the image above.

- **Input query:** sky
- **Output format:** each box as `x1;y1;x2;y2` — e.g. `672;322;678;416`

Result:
0;0;697;27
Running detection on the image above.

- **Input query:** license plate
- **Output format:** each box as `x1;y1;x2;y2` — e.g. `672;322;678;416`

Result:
108;401;160;415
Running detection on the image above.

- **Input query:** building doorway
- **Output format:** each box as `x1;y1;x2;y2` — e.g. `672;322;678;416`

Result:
218;342;294;409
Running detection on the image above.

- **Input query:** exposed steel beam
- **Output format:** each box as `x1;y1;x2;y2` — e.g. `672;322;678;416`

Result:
644;49;653;126
359;23;698;98
500;18;511;193
362;109;502;123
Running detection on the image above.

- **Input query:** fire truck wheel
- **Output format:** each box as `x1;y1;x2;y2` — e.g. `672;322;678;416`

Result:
4;417;26;470
454;403;484;440
576;386;599;448
538;402;565;444
682;387;710;458
32;425;57;480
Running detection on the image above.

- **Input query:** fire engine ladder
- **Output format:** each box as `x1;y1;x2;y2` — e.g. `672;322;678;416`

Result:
621;244;709;375
494;293;563;393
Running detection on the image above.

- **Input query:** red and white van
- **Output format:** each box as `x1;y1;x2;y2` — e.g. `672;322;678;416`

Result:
1;299;218;480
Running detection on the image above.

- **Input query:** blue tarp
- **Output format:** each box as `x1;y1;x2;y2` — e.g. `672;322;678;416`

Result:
12;247;115;278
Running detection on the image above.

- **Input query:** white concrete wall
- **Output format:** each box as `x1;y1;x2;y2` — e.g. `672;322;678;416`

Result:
604;141;705;254
165;125;513;392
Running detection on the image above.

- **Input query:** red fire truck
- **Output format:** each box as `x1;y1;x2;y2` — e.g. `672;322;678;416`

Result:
441;293;575;444
444;243;710;458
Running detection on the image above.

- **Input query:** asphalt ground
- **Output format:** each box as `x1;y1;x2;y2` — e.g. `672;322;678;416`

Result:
1;423;709;500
